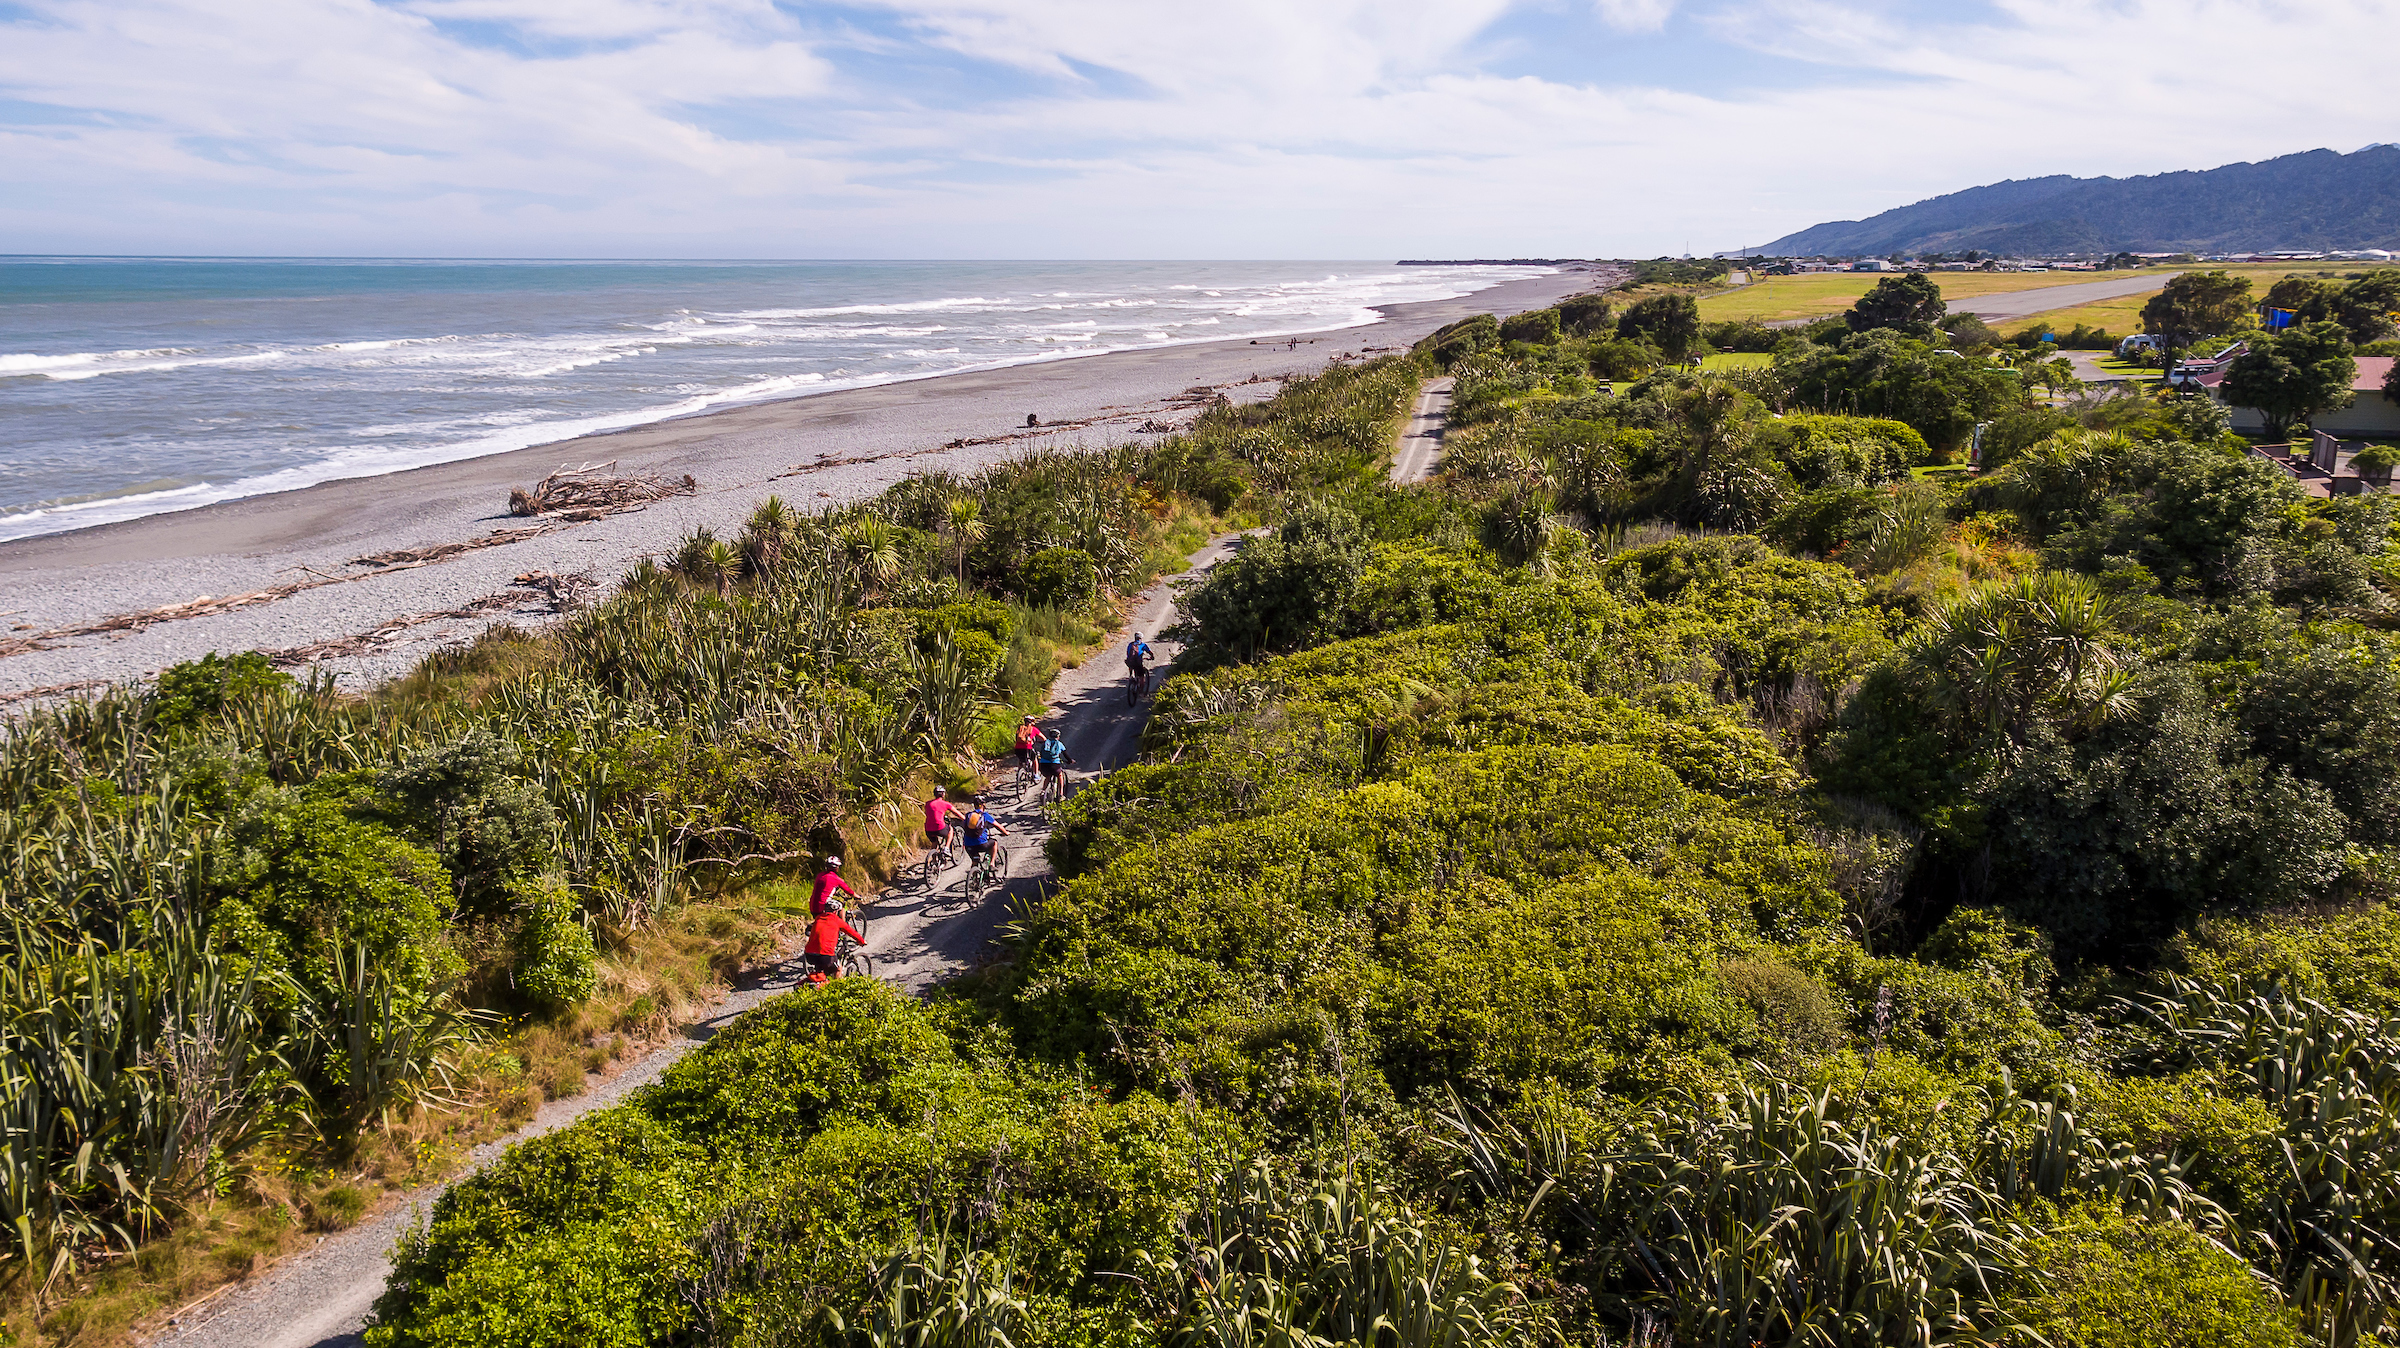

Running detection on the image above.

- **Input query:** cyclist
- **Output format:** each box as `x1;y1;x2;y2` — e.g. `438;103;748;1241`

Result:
961;795;1008;873
922;786;960;866
1124;633;1154;700
1013;715;1044;787
1036;730;1075;803
804;898;867;985
811;856;856;917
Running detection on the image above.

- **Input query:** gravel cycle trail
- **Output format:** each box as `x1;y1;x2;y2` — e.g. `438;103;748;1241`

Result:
153;534;1244;1348
1391;377;1453;485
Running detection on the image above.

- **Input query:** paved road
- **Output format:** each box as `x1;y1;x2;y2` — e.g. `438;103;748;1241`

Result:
1965;271;2178;324
153;537;1244;1348
1392;378;1454;484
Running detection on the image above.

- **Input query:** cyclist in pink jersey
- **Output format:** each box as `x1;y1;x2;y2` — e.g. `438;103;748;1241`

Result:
923;787;960;865
811;858;856;916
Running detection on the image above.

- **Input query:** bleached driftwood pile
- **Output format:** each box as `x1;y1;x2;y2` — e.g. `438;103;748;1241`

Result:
507;461;696;518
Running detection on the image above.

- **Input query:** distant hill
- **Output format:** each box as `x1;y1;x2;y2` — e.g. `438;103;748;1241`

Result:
1749;146;2400;257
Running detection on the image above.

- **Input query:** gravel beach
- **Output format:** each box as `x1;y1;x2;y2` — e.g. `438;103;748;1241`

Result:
0;269;1594;700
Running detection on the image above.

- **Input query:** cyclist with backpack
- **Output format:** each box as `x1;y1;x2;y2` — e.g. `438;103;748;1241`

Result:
1123;632;1155;703
1036;730;1076;803
961;795;1008;875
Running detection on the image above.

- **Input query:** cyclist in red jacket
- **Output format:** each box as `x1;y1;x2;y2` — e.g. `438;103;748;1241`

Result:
805;900;866;984
1013;716;1044;786
811;857;856;917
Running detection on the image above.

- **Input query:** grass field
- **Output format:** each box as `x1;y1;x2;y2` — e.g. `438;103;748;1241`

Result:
1693;271;2153;325
1996;261;2400;341
1697;352;1773;371
2087;354;2160;382
1695;262;2400;336
2002;292;2152;341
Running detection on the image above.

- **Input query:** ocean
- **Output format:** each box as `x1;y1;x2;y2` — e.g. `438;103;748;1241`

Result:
0;258;1547;543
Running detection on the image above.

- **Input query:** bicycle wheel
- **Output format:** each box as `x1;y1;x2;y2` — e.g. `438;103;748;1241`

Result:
843;949;876;980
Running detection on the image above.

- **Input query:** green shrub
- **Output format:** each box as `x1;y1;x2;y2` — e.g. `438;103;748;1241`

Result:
2079;1073;2282;1218
2003;1206;2301;1348
150;650;294;733
1558;294;1613;336
1499;309;1562;346
1419;313;1499;368
2166;908;2400;1016
1618;294;1702;360
1179;499;1369;665
917;597;1015;645
370;1109;708;1348
618;726;842;866
1022;547;1099;606
1765;487;1886;556
379;727;556;917
512;887;596;1010
640;979;968;1157
1015;741;1839;1104
207;789;456;1012
1716;957;1843;1056
1774;414;1929;487
1587;337;1657;381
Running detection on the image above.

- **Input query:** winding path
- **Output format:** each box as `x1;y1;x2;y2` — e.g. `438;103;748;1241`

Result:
153;537;1243;1348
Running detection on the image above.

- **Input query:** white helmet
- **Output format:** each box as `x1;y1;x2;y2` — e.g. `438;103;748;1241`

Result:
825;855;842;869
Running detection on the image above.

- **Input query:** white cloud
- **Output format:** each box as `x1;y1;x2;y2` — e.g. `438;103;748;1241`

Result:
1592;0;1679;33
0;0;2393;257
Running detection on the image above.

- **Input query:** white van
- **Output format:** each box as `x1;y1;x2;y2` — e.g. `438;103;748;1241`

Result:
2117;334;2161;356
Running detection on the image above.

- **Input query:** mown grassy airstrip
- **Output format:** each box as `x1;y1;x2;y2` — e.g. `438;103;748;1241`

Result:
1689;261;2395;342
1694;270;2150;325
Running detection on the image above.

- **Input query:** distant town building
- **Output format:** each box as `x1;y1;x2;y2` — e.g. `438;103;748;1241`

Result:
2204;356;2400;439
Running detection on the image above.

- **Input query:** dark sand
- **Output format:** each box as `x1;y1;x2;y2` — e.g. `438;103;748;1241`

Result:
0;269;1598;696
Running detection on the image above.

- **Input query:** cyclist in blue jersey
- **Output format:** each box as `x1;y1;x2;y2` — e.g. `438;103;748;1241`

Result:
1123;632;1155;703
1036;730;1075;803
961;795;1008;868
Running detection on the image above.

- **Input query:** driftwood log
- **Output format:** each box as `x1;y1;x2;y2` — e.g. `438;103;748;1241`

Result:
508;461;696;517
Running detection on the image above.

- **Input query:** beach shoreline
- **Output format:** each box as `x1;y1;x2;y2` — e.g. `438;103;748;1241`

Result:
0;268;1600;697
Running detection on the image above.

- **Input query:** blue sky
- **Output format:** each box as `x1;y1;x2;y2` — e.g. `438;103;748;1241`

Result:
0;0;2392;258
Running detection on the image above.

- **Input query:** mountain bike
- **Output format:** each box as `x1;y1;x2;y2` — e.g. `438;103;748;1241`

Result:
918;824;959;882
966;843;1009;894
1124;663;1151;706
838;909;874;981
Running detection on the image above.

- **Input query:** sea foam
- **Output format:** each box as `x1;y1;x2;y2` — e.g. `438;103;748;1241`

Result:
0;259;1551;542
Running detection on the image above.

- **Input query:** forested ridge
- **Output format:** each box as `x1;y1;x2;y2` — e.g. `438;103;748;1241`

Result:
11;292;2400;1346
1757;145;2400;256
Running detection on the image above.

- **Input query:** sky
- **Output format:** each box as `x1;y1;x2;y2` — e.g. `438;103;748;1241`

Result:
0;0;2395;259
